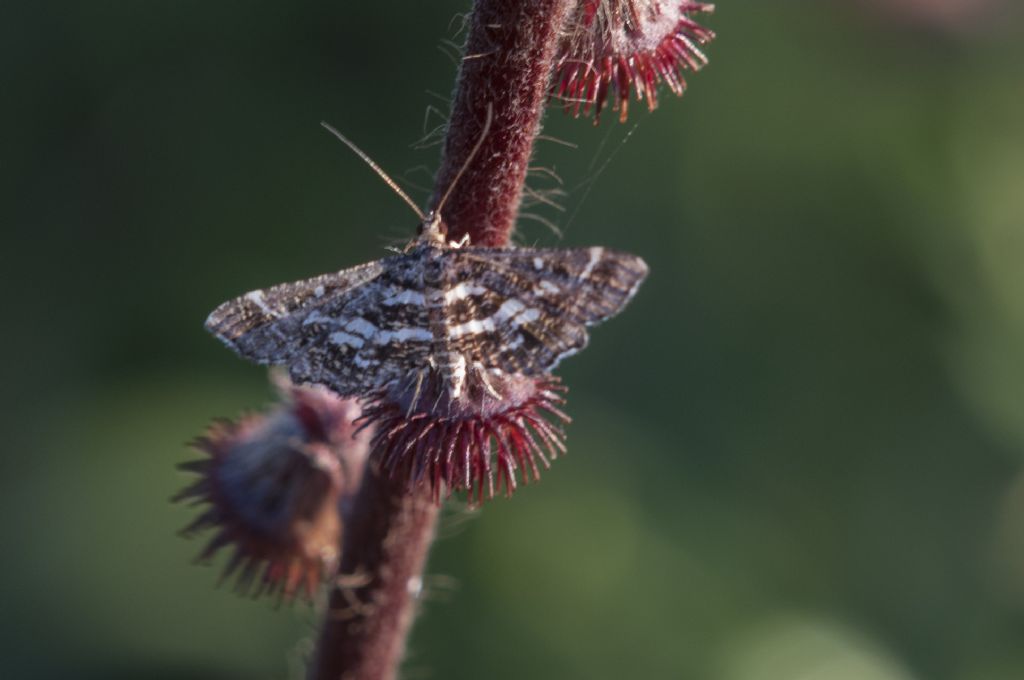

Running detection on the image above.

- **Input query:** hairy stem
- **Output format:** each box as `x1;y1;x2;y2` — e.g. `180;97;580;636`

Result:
309;471;439;680
432;0;576;247
309;1;573;678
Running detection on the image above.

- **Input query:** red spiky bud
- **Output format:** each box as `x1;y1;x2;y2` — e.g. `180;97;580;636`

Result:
554;0;715;122
358;367;570;504
176;383;369;601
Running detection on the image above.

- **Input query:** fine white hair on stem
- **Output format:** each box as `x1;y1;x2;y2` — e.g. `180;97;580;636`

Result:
528;165;565;185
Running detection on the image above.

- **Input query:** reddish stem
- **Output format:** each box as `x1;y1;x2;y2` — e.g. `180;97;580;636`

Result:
432;0;576;247
309;1;574;678
309;470;438;680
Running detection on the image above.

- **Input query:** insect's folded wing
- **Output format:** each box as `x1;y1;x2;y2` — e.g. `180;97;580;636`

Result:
204;261;385;364
290;311;434;396
447;246;648;374
493;305;590;374
540;246;649;326
281;266;435;396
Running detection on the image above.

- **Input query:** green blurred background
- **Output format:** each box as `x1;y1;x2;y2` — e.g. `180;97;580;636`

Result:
5;1;1024;678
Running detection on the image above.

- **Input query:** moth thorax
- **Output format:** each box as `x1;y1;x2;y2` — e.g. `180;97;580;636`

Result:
421;255;446;285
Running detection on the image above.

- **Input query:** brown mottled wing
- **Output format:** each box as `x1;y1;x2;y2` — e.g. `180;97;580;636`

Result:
204;260;393;394
287;264;434;396
443;245;648;375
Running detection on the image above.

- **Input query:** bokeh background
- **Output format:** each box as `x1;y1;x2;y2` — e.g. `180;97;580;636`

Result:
5;1;1024;678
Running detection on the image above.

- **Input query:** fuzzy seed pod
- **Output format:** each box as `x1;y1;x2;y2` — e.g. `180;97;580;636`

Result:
358;366;570;504
554;0;715;122
177;384;368;601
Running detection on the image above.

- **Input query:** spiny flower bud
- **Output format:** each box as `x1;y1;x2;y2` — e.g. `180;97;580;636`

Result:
554;0;715;122
176;383;368;601
358;366;570;504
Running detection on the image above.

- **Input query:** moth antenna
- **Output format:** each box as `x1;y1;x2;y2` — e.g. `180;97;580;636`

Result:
320;121;427;223
433;102;494;219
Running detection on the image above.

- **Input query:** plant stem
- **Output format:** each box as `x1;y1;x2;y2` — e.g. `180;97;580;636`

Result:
309;1;574;678
309;471;438;680
432;0;576;248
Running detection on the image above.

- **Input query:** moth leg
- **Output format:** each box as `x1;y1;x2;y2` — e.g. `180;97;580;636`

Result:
476;364;503;401
407;368;426;418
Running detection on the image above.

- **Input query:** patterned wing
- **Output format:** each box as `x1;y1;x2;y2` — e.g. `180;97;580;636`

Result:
442;245;648;375
205;261;384;359
287;262;435;395
205;259;421;395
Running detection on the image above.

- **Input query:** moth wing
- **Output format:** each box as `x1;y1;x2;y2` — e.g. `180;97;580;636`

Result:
205;261;386;389
288;270;434;396
444;246;647;374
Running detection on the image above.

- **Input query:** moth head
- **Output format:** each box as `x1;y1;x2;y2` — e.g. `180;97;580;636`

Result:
321;104;493;253
414;210;449;248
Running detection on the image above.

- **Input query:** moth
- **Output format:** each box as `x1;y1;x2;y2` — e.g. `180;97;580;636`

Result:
205;117;648;401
